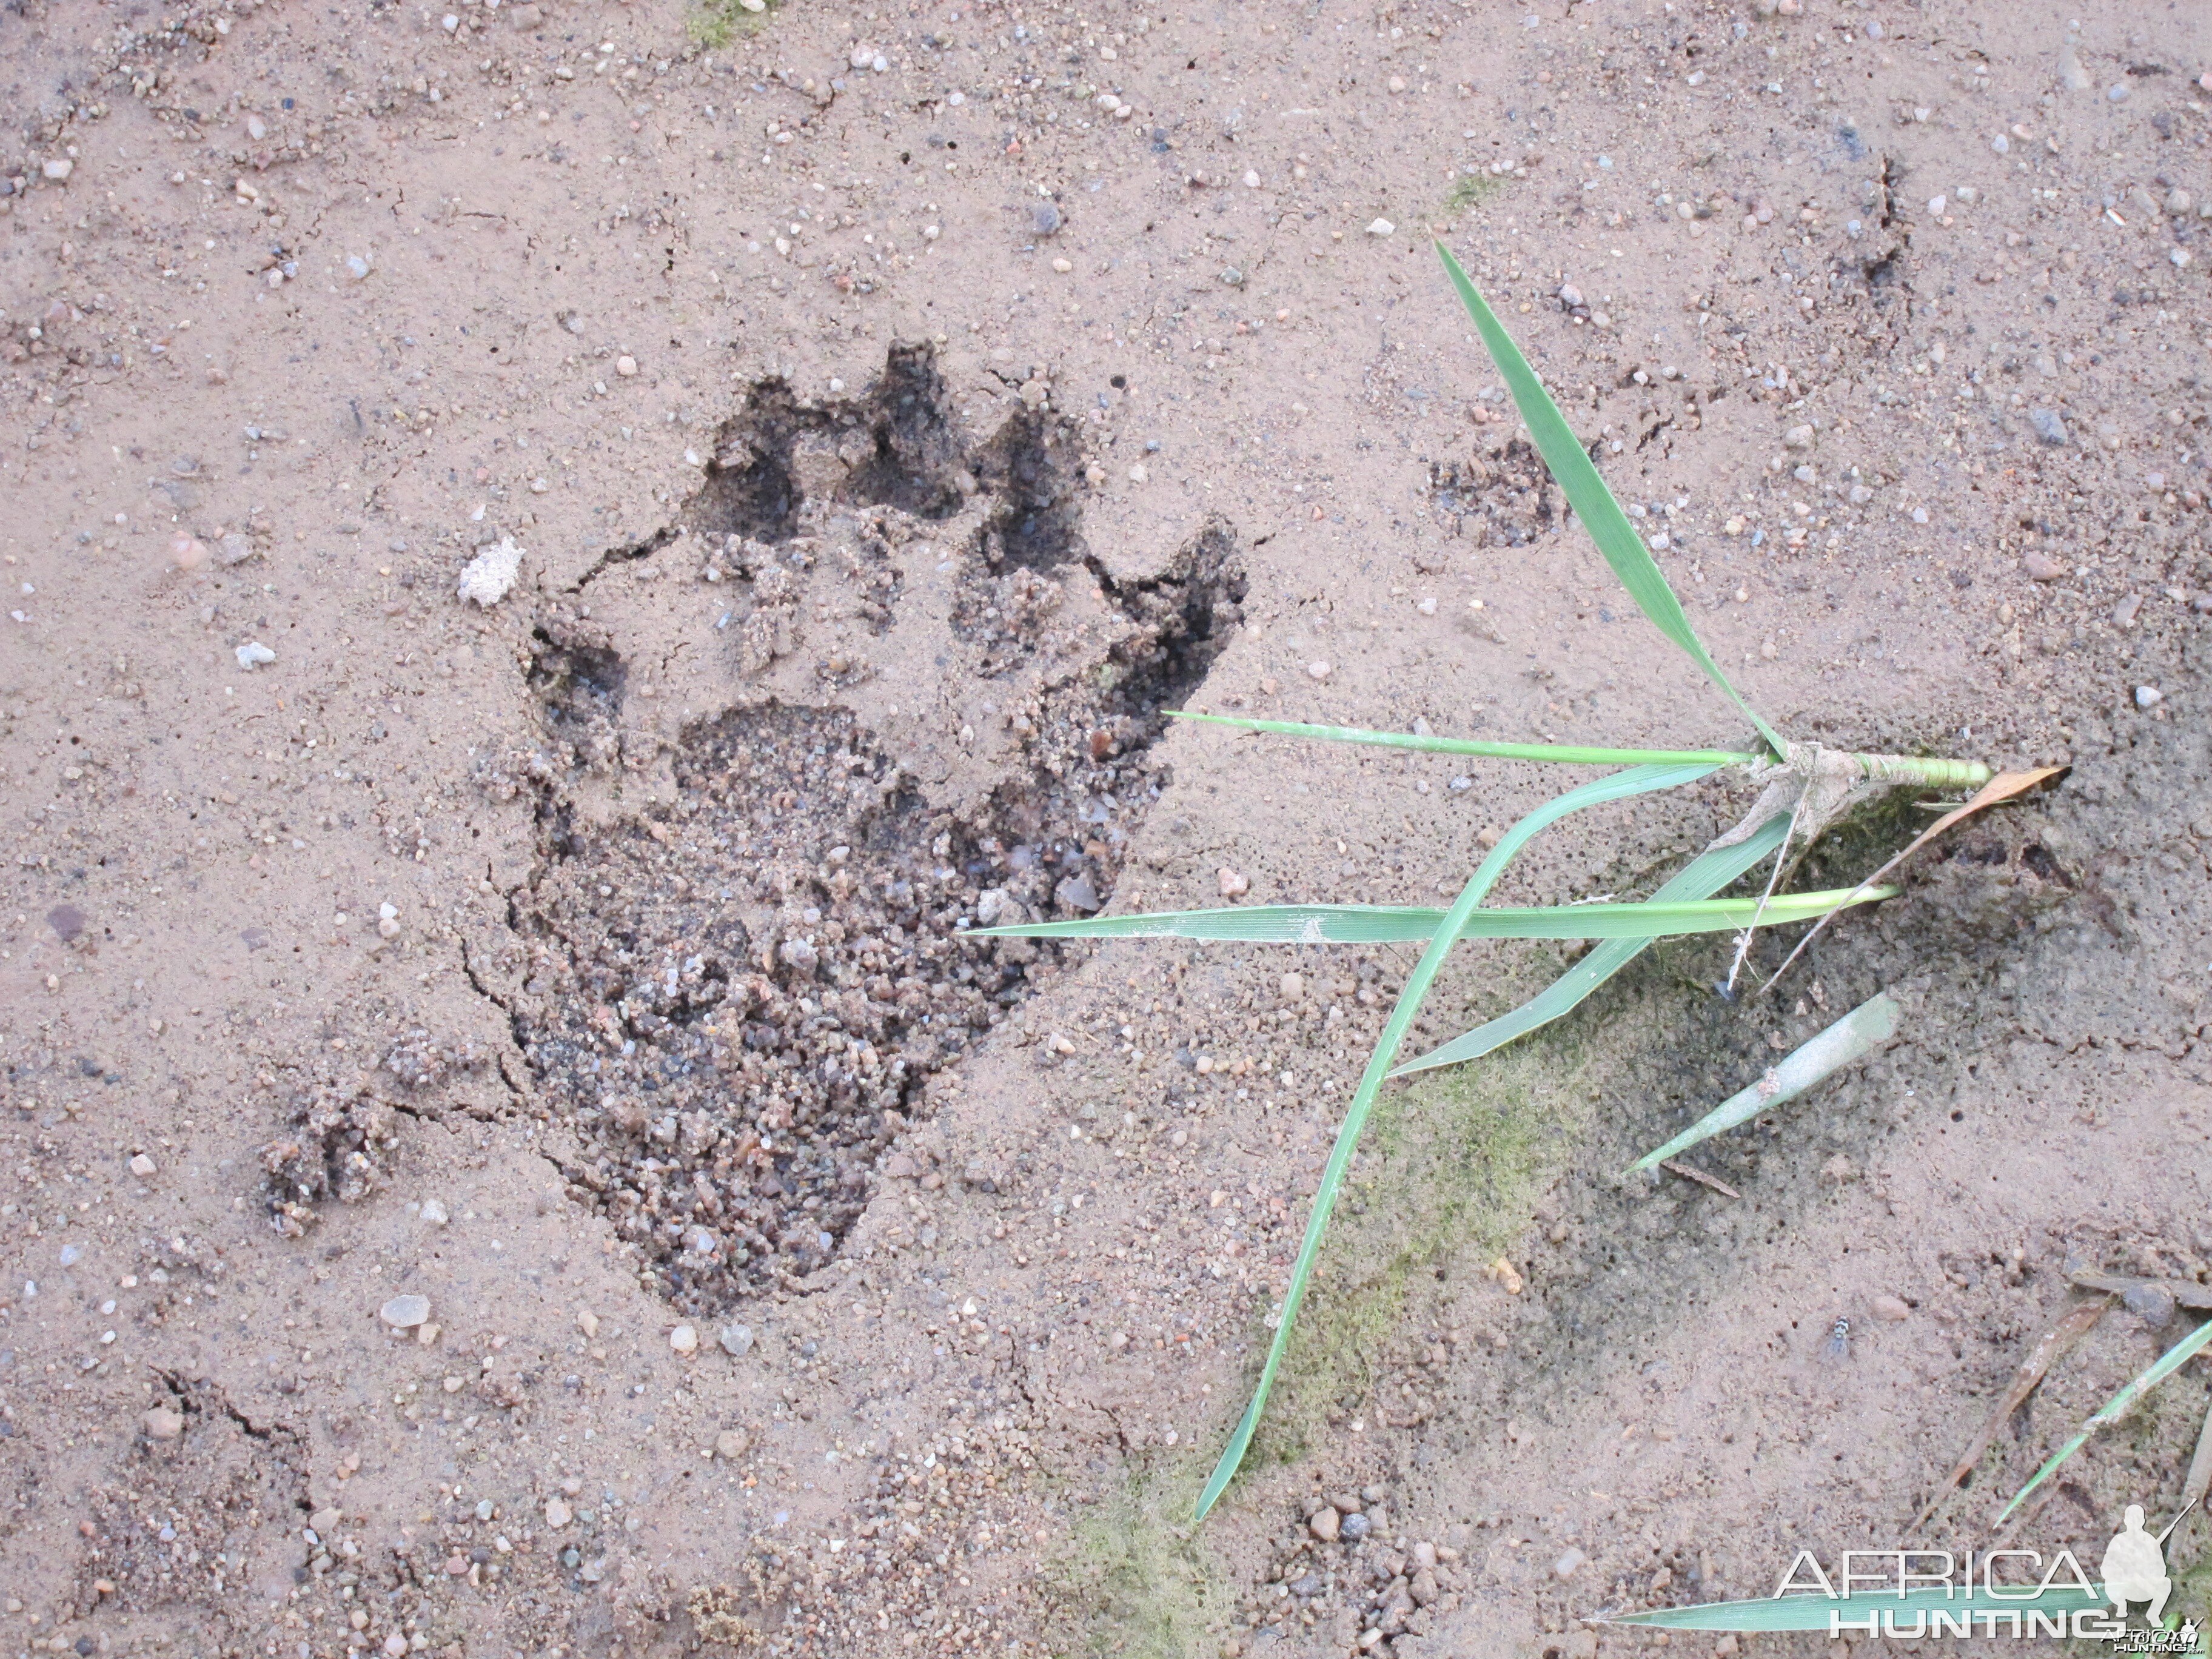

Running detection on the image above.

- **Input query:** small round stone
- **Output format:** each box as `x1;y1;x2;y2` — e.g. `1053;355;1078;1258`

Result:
719;1324;755;1356
615;355;638;377
2135;685;2163;709
670;1323;699;1355
544;1496;572;1529
379;1294;431;1329
1305;660;1332;681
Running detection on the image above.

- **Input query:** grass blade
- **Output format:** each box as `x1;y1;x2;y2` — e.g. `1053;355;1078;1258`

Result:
1190;760;1715;1520
1168;711;1755;769
1435;242;1785;757
1626;991;1900;1172
1608;1585;2109;1634
1997;1313;2212;1522
971;888;1892;946
1391;814;1792;1076
1912;1297;2109;1532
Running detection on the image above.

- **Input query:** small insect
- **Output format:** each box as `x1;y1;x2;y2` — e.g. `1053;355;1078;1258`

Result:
1820;1316;1852;1364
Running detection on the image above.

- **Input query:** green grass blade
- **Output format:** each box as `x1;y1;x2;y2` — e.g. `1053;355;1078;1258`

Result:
969;888;1891;945
1391;814;1792;1076
1435;243;1786;759
1997;1314;2212;1522
1190;761;1722;1522
1609;1585;2110;1634
1627;992;1900;1172
1168;711;1755;769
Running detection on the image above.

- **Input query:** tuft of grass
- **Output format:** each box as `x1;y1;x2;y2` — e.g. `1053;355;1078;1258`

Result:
687;0;775;49
975;243;2023;1522
1052;1463;1232;1659
1445;172;1506;215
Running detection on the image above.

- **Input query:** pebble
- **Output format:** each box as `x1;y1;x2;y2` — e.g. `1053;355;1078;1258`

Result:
420;1197;449;1226
2123;1281;2176;1326
1279;971;1305;1000
141;1407;184;1440
379;1294;431;1329
1553;1546;1587;1580
128;1153;157;1179
1217;866;1250;897
457;536;524;606
2134;685;2163;709
1050;256;1073;273
719;1323;754;1356
42;158;72;182
2057;45;2091;92
1782;423;1814;449
2027;407;2069;446
234;641;276;670
1340;1512;1372;1543
1024;202;1065;237
714;1427;753;1460
1870;1294;1911;1322
170;533;210;571
1308;1506;1341;1543
2023;551;2067;581
544;1496;572;1529
1366;218;1395;236
383;1636;409;1658
1557;283;1583;308
615;355;638;377
2106;82;2129;103
670;1323;700;1355
1305;660;1332;681
1127;463;1148;483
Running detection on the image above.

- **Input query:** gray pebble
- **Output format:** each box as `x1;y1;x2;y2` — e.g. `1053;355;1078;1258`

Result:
719;1322;754;1356
2123;1281;2176;1326
2028;407;2069;446
1340;1511;1372;1543
57;1243;82;1268
1029;202;1063;236
380;1293;431;1329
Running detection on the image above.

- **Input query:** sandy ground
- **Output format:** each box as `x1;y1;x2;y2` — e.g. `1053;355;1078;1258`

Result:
2;0;2211;1655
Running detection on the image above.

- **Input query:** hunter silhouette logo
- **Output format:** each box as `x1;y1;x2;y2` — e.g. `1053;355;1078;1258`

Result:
2102;1505;2172;1624
1603;1498;2201;1644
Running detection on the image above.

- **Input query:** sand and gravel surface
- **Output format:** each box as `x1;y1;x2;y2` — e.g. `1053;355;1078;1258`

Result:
3;0;2210;1654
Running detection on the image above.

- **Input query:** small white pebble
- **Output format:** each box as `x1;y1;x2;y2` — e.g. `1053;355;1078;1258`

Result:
1366;217;1395;236
615;355;638;377
1242;169;1261;189
129;1153;158;1179
42;157;73;182
670;1323;699;1355
2135;685;2163;709
1127;463;1148;483
1306;660;1332;681
1051;256;1072;273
